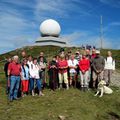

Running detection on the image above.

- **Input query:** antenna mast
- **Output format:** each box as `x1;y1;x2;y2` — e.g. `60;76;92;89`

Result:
100;15;103;49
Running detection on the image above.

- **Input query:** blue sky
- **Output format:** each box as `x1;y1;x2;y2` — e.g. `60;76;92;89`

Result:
0;0;120;54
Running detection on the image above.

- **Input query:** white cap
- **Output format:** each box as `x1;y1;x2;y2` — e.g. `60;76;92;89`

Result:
96;50;100;54
75;51;80;54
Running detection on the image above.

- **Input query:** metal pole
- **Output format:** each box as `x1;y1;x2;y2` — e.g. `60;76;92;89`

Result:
100;15;103;49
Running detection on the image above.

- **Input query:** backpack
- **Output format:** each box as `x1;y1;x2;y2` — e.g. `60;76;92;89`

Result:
105;57;115;65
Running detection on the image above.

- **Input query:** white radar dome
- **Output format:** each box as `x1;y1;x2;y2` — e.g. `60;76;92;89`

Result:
40;19;61;37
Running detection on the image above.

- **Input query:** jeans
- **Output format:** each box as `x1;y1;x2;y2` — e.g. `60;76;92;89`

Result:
29;78;41;91
36;79;41;91
9;76;20;100
29;78;34;92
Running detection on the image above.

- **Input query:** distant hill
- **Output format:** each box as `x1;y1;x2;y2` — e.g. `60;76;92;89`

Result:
0;46;81;61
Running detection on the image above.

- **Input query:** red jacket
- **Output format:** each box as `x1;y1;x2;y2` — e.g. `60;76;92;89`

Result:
79;58;90;71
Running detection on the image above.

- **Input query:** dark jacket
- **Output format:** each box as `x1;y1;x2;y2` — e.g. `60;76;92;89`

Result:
4;62;10;77
92;56;105;72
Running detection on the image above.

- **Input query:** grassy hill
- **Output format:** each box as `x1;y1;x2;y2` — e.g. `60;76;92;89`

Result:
0;46;120;120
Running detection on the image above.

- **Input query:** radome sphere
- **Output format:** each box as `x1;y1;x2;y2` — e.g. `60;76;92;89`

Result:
40;19;61;37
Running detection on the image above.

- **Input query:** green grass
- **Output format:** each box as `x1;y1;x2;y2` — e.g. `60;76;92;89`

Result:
0;85;120;120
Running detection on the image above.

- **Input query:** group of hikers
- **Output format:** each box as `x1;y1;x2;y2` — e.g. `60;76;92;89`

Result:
4;47;115;102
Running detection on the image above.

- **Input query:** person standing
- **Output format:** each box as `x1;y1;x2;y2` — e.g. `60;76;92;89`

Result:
38;52;47;88
21;59;30;97
68;55;78;87
27;55;33;93
75;51;82;84
91;49;96;59
27;55;33;66
58;54;69;90
79;53;90;91
104;51;115;86
89;49;96;88
29;58;44;96
8;55;21;101
4;57;12;94
85;49;92;85
18;50;27;97
38;57;47;89
86;49;91;60
92;50;105;88
20;51;27;63
38;52;47;64
75;51;82;62
48;56;58;91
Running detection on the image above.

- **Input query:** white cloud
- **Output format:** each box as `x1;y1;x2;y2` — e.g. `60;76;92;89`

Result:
0;36;35;53
34;0;92;21
0;1;38;53
0;0;34;9
62;31;119;49
100;0;120;8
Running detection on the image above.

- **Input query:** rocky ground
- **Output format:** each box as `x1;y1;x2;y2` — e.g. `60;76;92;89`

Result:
111;70;120;87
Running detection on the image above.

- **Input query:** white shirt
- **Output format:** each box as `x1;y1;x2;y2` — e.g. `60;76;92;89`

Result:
68;59;78;73
27;61;33;70
104;57;115;70
29;64;40;79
